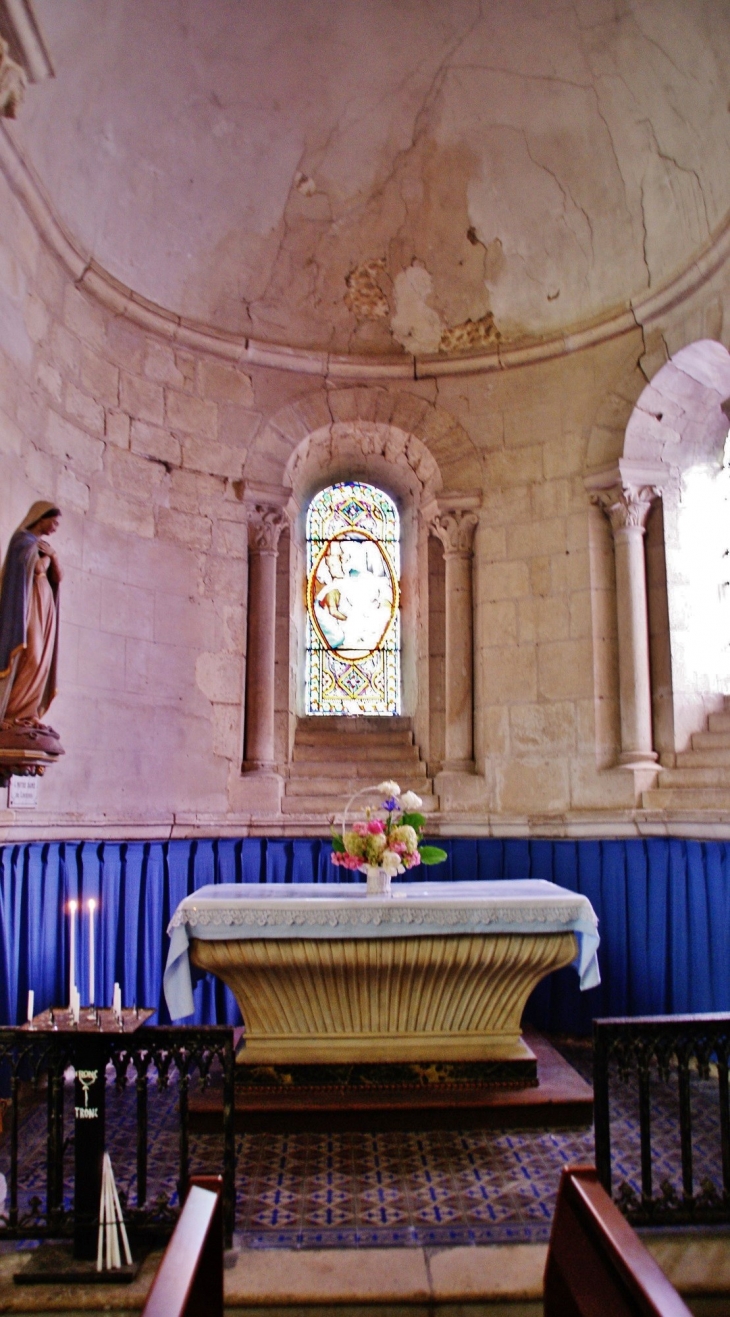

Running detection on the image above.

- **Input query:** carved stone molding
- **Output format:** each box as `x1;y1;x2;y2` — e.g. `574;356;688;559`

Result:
590;484;660;535
429;509;479;557
247;504;287;554
0;35;25;118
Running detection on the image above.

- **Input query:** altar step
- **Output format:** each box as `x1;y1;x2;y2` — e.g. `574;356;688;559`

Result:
283;716;438;816
643;696;730;810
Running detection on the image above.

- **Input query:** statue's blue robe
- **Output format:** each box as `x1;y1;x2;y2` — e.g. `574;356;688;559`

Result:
0;530;39;679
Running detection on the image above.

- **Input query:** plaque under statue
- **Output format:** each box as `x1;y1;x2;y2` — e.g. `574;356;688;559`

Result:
0;501;64;783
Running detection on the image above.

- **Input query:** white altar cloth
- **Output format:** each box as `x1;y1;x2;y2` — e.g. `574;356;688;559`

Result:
163;879;600;1021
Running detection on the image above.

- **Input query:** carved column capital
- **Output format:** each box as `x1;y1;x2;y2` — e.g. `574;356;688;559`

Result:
0;37;26;119
429;509;479;557
591;484;660;536
247;504;286;554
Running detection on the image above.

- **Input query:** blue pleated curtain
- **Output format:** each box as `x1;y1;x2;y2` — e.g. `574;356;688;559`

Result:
0;837;728;1034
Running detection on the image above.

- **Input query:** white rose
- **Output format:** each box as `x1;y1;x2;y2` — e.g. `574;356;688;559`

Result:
399;791;422;812
376;780;401;797
380;849;405;876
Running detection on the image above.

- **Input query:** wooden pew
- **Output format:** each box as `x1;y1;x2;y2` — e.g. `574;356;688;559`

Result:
545;1166;691;1317
142;1175;223;1317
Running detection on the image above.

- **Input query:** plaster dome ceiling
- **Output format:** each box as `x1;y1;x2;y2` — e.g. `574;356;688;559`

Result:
7;0;730;357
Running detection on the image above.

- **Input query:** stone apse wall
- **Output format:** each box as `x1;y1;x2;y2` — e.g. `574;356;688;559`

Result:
1;154;730;840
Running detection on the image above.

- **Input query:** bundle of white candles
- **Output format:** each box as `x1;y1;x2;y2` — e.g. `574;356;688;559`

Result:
96;1152;132;1272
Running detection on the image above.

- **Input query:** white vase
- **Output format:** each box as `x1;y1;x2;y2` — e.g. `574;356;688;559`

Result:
365;868;392;896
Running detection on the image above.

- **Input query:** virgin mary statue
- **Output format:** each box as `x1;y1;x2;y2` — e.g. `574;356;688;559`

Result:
0;501;64;754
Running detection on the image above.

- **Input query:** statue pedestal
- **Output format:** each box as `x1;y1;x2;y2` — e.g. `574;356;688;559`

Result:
0;747;60;786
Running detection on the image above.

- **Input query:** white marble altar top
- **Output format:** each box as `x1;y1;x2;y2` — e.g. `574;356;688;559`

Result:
164;880;600;1020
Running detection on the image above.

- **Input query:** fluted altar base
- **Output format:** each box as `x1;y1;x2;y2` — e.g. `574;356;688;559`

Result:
190;931;578;1065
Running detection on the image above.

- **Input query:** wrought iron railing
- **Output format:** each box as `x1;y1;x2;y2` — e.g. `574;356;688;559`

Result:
0;1026;236;1246
594;1013;730;1226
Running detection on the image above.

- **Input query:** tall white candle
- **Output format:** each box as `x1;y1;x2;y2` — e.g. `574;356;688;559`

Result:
88;899;96;1006
27;989;34;1023
68;899;78;1006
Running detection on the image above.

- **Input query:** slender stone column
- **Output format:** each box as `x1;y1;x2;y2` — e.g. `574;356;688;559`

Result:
430;509;479;770
592;484;660;767
243;504;286;771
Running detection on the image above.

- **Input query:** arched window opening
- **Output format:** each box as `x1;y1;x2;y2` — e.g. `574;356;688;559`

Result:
305;482;400;715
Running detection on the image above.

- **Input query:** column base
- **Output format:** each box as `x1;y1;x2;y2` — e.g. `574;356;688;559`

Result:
618;751;658;768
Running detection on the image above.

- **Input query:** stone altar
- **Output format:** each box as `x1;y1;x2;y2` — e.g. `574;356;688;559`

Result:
164;881;600;1066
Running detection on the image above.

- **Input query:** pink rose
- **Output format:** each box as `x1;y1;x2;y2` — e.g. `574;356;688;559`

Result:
366;819;385;834
390;841;407;856
331;852;362;870
351;821;369;836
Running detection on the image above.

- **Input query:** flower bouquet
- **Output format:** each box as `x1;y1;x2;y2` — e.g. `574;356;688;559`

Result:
331;779;447;895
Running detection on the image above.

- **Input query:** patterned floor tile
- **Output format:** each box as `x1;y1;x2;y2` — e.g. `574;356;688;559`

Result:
0;1041;724;1248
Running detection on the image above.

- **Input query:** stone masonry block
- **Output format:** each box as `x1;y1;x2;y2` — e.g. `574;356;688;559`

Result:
56;467;90;513
498;758;570;814
478;600;517;645
131;420;181;467
507;517;566;559
120;372;164;425
537;638;594;701
196;651;244;704
217;402;262;448
532;479;570;521
64;382;105;437
100;578;155;640
95;488;155;539
166;389;217;438
157;507;212;552
105;446;169;501
105;410;131;448
144;340;186;389
479;644;537;704
50;323;81;377
509;702;576;755
212;702;243;759
480;559;530;601
23;442;56;490
35;360;63;404
214;519;247;559
182;435;242;479
63;285;106;350
328;387;378;425
81;347;119;408
204;554;246;602
200;360;254;406
46;411;104;475
504;402;561;449
169;468;225;515
484;446;543;491
517;595;570;644
222;604;246;652
16;393;47;445
105;319;145;374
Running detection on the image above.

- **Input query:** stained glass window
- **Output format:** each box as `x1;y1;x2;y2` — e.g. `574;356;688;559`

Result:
306;482;400;715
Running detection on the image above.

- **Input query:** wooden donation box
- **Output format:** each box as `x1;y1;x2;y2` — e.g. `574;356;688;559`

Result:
164;881;600;1068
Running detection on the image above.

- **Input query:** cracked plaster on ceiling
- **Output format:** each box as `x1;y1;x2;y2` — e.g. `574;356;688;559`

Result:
8;0;730;355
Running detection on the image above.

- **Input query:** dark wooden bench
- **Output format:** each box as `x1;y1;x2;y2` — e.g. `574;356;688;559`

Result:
545;1166;691;1316
142;1175;223;1317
